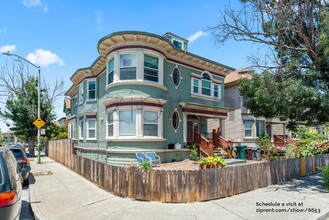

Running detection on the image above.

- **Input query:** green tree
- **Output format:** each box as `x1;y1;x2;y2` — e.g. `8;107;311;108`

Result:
211;0;329;127
0;62;64;151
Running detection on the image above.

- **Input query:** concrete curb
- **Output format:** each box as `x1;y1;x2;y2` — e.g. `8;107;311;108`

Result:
317;210;329;220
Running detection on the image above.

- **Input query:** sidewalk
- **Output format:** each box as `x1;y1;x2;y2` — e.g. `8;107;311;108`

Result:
29;155;329;220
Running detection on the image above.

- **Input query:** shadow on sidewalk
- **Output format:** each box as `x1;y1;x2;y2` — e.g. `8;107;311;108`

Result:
274;174;328;194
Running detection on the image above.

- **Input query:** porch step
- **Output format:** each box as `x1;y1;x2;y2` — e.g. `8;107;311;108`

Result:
213;147;230;159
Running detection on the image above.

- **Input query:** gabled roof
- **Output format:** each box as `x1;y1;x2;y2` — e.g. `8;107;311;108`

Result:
224;68;253;86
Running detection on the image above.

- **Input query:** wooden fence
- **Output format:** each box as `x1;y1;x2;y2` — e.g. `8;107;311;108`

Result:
47;139;329;203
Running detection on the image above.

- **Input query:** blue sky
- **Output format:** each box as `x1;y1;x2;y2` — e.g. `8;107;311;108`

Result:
0;0;255;132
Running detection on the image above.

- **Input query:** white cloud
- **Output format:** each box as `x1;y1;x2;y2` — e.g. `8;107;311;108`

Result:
26;49;64;67
0;28;7;34
95;11;103;24
22;0;42;8
187;31;207;43
22;0;48;12
0;45;16;53
43;3;48;12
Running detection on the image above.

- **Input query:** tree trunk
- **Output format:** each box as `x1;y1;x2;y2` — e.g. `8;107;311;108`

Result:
28;137;35;157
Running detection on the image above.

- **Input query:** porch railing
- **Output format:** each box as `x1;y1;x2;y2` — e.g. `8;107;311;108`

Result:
194;129;213;156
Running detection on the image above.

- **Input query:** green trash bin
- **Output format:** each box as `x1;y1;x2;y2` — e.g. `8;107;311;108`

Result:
236;145;247;159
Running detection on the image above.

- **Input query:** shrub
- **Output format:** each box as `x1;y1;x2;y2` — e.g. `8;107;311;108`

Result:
189;143;198;161
140;160;152;170
285;143;298;159
299;144;316;157
321;164;329;191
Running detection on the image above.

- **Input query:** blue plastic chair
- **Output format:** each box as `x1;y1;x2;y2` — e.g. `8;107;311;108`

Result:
145;152;161;166
135;152;149;163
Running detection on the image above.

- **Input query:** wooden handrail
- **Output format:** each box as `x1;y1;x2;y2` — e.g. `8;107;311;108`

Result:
212;129;232;151
194;129;213;156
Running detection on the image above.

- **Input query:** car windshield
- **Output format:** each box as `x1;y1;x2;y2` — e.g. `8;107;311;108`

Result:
10;149;24;159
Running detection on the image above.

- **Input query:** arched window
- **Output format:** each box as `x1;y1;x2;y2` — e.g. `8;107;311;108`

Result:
171;110;180;130
201;73;211;96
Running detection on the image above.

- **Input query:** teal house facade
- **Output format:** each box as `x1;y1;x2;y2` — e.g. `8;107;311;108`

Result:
65;31;234;165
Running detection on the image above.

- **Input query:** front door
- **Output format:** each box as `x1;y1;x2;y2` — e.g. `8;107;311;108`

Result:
187;116;199;145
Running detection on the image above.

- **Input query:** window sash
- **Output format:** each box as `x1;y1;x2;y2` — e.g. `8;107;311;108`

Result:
107;113;113;137
256;121;265;137
79;120;84;139
88;81;96;100
119;110;136;136
193;78;199;94
78;85;84;103
244;121;253;137
214;84;219;98
202;80;211;96
108;59;114;84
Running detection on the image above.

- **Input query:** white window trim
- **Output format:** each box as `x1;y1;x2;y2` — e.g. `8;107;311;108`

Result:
87;118;96;140
106;106;163;140
87;79;97;101
191;76;222;100
106;49;164;89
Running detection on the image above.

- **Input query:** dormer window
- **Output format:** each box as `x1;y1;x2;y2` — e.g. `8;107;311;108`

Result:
173;39;183;50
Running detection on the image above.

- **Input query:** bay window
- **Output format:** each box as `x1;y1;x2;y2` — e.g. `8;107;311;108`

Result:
120;54;137;80
106;106;163;139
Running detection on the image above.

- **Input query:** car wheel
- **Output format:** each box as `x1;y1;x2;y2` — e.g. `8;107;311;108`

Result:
23;178;29;187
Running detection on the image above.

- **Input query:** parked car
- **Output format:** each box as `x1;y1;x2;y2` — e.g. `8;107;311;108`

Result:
7;146;31;186
0;147;23;220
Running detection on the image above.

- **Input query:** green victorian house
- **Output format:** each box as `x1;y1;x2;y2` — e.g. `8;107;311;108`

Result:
65;31;235;165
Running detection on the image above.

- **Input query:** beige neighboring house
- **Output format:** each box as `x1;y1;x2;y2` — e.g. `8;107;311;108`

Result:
224;68;291;147
2;131;18;145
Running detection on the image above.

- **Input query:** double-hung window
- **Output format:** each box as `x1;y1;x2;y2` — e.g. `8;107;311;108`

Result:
120;54;137;80
78;84;84;104
79;120;84;139
108;59;114;84
107;113;114;137
119;110;136;136
201;73;211;96
87;80;96;100
192;78;199;94
87;119;96;139
244;121;253;137
143;111;158;136
256;121;265;137
214;84;219;98
144;55;158;82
